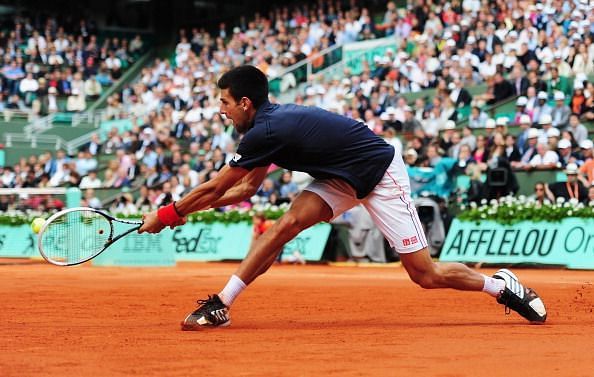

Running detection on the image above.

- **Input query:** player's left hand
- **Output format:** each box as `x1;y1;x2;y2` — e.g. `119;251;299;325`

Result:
138;211;166;234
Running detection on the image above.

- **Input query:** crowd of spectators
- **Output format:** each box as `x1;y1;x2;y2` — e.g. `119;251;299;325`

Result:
2;0;594;216
291;0;594;206
0;14;145;119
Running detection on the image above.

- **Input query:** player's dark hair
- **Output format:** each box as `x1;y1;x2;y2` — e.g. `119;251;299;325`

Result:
217;65;269;109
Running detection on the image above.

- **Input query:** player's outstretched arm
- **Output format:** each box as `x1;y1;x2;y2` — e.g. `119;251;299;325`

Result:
139;165;251;234
207;165;270;209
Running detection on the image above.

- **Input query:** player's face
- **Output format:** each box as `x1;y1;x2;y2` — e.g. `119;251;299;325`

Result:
219;89;250;134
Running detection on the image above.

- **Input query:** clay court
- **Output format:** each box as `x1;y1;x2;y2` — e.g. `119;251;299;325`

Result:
1;261;593;377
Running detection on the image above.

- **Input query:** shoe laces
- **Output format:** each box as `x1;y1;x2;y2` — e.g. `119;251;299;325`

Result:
197;295;218;308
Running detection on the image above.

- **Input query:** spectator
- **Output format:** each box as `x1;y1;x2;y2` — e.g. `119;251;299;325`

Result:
450;78;472;107
528;142;559;170
505;134;521;163
532;91;553;125
460;126;476;151
513;96;531;124
102;168;118;188
439;121;457;153
464;163;484;205
111;193;138;215
84;74;102;99
452;143;476;177
567;113;588;145
551;92;571;128
556;139;576;168
83;134;103;156
19;72;38;105
579;140;594;185
571;82;586;115
82;188;102;209
537;114;554;145
547;67;571;97
382;127;402;156
547;127;561;152
278;170;299;203
516;115;533;155
404;148;418;167
487;72;515;105
472;135;489;166
79;170;102;189
468;106;488;128
545;163;588;204
530;182;549;206
155;181;178;206
256;178;277;204
135;185;154;211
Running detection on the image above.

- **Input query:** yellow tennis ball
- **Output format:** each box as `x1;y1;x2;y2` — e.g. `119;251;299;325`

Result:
31;218;46;234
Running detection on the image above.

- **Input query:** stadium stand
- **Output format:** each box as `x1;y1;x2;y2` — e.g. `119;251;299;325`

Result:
1;0;594;226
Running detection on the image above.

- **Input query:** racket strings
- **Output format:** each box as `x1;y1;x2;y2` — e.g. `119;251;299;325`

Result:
41;210;111;264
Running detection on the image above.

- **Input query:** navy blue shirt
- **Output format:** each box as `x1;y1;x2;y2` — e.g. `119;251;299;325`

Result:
229;101;395;199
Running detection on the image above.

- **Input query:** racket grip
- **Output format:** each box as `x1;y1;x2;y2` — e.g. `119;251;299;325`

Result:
157;202;182;226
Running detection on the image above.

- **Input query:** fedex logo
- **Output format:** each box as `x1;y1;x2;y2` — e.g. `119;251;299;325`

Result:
402;236;418;247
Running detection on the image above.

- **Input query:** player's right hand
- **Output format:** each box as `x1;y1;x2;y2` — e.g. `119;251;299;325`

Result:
138;211;166;234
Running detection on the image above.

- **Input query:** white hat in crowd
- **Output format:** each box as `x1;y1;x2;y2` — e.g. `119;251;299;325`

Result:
485;118;496;129
539;114;553;125
580;139;594;150
519;114;531;124
405;148;418;158
565;163;579;175
516;96;528;106
537;91;548;100
547;128;560;138
554;92;565;101
527;128;540;139
557;139;571;149
444;120;456;130
496;117;508;126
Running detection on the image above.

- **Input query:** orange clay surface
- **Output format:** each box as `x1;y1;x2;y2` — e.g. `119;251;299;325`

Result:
1;261;594;377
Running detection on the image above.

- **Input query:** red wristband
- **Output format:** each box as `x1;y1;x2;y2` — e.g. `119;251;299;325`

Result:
157;202;181;226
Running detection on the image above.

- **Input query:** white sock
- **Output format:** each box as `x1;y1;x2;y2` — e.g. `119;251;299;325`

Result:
482;275;506;297
219;275;246;307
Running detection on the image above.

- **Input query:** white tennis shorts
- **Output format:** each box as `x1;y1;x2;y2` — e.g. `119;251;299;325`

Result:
304;154;428;254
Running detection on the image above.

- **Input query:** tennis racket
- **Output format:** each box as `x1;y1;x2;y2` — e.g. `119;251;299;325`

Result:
37;207;143;266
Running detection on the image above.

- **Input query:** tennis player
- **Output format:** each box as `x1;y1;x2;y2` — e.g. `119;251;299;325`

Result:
138;65;547;329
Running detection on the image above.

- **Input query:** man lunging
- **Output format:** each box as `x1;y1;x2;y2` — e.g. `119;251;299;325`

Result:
138;66;546;329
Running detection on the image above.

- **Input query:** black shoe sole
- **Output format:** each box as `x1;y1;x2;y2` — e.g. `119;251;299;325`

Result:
180;320;231;330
